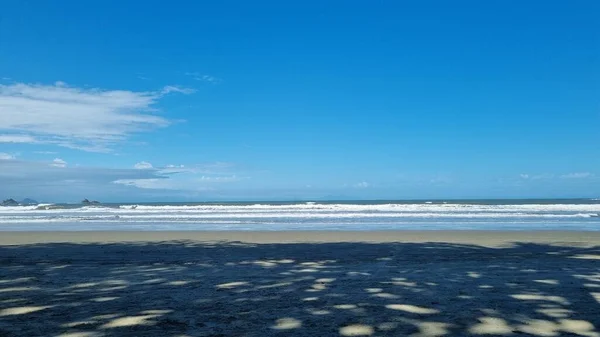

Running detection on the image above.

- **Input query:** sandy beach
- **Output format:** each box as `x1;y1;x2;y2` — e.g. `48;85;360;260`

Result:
1;231;600;336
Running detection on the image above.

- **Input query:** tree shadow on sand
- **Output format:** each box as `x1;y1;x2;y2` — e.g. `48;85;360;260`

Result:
1;240;599;336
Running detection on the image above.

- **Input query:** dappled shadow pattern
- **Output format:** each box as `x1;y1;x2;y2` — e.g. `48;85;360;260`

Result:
1;240;600;336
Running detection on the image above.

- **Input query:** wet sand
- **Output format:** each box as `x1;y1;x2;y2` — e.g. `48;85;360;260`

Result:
1;231;599;336
2;230;600;246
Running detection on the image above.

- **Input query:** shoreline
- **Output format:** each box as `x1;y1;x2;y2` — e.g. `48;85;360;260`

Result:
2;230;600;246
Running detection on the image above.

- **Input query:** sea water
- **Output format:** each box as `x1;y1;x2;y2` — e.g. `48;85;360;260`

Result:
1;199;599;231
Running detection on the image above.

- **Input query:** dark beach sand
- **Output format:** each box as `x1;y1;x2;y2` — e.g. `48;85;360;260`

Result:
1;231;599;336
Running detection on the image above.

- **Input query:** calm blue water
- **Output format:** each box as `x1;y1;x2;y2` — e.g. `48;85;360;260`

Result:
0;199;599;231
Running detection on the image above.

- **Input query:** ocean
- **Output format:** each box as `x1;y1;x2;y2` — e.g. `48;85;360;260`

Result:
0;199;599;231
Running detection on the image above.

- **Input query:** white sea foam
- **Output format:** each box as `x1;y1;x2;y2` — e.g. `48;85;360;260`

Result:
1;202;599;231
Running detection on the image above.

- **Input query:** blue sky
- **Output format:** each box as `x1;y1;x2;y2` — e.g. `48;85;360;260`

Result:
0;0;598;201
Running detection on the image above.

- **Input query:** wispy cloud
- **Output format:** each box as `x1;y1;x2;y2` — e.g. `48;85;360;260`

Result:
51;158;67;168
185;72;222;84
353;182;370;188
519;173;555;180
0;152;15;160
114;163;243;190
0;135;38;143
199;175;240;183
520;172;594;180
560;172;594;179
134;161;154;169
0;82;194;152
0;158;169;201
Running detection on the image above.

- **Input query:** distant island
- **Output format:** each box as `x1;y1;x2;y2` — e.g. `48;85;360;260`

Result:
81;199;101;205
1;199;18;206
1;198;39;206
21;198;39;205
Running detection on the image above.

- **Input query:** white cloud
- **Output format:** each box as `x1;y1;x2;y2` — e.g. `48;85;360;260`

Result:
51;158;67;168
0;158;169;201
354;182;370;188
561;172;593;179
0;134;38;143
0;152;15;160
520;172;594;180
519;173;555;180
134;161;154;169
199;175;240;183
185;72;222;83
1;158;245;200
0;82;193;152
113;178;215;191
161;86;196;95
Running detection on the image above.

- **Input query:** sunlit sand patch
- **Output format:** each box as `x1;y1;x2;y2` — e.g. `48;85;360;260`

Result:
276;259;294;263
386;304;439;314
559;319;600;337
339;324;374;336
90;314;120;320
69;282;98;288
142;267;172;272
61;320;97;328
101;313;164;328
536;308;573;318
99;286;127;291
347;272;371;276
271;317;302;330
256;282;293;289
385;278;417;287
0;277;35;284
253;260;277;267
302;297;319;301
306;308;330;315
57;332;102;337
316;278;336;283
517;319;560;336
410;321;452;337
90;296;119;302
216;281;249;289
534;279;560;285
570;254;600;260
468;317;513;335
0;286;39;293
373;292;400;299
468;272;481;278
511;294;570;305
311;283;327;290
141;310;172;315
0;305;53;316
0;298;26;304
